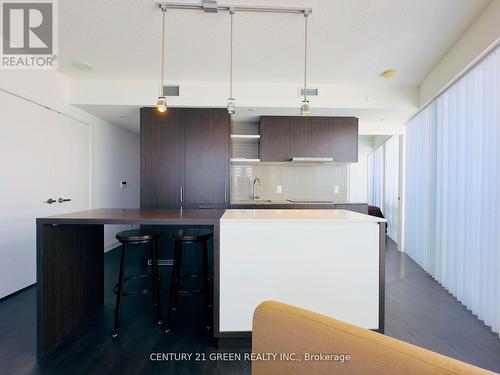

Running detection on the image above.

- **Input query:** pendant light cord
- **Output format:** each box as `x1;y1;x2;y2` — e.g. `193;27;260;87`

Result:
229;10;234;99
303;13;308;102
160;8;166;96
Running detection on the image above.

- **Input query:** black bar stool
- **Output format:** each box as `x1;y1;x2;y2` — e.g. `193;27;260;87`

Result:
165;228;212;333
112;229;163;338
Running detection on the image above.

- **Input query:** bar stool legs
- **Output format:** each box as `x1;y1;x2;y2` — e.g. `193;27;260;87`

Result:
202;240;211;330
151;240;163;325
112;230;163;338
165;231;212;333
112;243;128;338
165;240;182;333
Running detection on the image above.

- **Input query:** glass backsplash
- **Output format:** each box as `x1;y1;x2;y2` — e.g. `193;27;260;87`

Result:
231;163;349;202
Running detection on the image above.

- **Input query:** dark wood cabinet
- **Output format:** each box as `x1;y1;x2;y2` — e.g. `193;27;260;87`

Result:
141;108;177;208
291;117;333;158
185;108;230;206
260;116;358;162
330;117;358;162
141;108;230;209
260;116;292;162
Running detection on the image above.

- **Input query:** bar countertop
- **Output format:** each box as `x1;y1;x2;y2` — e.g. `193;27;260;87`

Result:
36;208;225;225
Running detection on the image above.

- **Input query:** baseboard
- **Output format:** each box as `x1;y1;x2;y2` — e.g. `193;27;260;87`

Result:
0;283;36;302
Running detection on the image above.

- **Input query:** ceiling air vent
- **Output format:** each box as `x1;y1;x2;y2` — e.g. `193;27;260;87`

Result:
163;85;180;96
299;88;319;96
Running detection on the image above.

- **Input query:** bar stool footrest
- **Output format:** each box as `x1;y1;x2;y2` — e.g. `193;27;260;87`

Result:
114;273;158;296
175;273;210;295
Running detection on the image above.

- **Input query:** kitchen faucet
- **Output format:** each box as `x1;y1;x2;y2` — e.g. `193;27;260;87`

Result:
252;178;261;200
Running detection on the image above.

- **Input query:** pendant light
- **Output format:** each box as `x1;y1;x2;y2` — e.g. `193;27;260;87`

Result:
227;9;236;115
156;5;167;113
300;11;310;116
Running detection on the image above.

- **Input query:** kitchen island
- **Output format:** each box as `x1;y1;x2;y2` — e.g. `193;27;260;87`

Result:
36;209;224;355
36;208;385;355
219;209;386;343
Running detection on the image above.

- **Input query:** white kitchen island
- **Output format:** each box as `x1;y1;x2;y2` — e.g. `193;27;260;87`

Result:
218;209;386;342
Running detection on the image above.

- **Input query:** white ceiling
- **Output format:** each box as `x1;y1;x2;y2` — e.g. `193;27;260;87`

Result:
59;0;489;85
61;0;490;133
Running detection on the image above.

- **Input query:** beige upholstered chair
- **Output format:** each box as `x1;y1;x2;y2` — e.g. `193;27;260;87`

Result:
252;301;497;375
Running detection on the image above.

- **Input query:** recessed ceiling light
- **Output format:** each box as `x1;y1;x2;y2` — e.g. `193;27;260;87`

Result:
381;69;396;78
72;61;94;71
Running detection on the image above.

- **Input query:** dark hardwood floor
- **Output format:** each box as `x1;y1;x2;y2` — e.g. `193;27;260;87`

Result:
1;238;499;374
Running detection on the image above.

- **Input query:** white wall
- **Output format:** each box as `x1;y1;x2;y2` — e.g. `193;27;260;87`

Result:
91;120;140;250
349;136;374;203
0;90;91;299
0;70;140;297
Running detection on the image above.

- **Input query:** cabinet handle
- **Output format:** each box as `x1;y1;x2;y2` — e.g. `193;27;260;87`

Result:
180;186;183;203
224;186;227;203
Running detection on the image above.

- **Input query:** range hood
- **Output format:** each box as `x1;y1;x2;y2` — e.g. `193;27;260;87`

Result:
290;157;334;163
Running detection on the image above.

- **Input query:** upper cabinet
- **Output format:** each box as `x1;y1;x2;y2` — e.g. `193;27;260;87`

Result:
141;108;230;209
330;117;358;162
260;116;358;162
260;116;292;162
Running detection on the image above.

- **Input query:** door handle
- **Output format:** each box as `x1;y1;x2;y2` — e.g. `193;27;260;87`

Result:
44;198;57;204
58;198;71;203
224;186;227;203
180;186;183;203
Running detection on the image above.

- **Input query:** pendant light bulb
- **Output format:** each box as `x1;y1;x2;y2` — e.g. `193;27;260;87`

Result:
156;5;167;113
227;10;236;115
157;96;167;113
301;12;310;117
227;98;236;115
301;99;310;116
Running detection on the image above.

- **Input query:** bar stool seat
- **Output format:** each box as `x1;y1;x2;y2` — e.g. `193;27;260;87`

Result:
116;230;159;243
165;228;212;332
112;229;163;338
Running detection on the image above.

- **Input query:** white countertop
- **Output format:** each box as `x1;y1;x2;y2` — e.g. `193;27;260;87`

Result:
221;209;386;224
230;200;368;205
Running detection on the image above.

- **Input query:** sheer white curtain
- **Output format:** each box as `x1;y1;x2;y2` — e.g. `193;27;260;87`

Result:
368;137;401;243
404;46;500;334
384;136;400;242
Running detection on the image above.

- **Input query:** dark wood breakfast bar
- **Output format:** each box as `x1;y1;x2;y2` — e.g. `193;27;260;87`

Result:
36;208;225;356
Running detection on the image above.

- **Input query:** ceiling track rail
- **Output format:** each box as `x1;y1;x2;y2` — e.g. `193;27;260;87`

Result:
155;1;312;15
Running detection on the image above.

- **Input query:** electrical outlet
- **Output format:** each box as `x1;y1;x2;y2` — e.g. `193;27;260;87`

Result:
277;185;282;194
333;185;339;194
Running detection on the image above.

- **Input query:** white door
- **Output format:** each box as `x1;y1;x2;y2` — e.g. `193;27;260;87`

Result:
0;90;90;298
